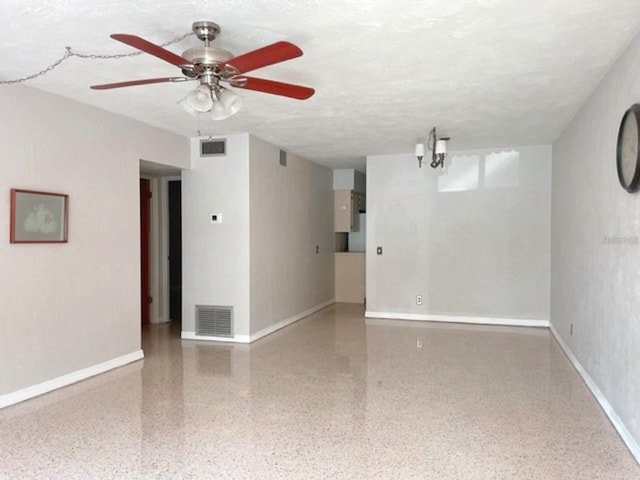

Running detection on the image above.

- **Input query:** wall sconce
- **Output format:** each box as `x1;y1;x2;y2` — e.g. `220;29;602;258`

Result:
415;127;451;168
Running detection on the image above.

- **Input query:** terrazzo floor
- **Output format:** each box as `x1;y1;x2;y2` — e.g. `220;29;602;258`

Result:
1;303;638;479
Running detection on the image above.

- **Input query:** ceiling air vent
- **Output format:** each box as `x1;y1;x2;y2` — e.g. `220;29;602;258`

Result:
200;139;226;157
279;149;287;167
195;305;233;338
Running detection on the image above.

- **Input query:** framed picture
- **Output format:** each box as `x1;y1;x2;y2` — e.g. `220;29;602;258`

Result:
10;189;68;243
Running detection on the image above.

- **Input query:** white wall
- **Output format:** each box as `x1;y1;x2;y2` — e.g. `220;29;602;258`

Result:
0;85;189;397
181;135;334;341
332;169;366;193
552;31;640;458
182;135;251;338
366;146;551;323
333;169;355;190
249;136;334;336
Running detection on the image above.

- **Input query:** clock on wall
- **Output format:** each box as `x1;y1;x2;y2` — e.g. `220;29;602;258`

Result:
616;104;640;193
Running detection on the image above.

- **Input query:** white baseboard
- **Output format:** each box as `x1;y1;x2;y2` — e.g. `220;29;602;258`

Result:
181;298;335;345
181;331;251;343
250;298;335;343
364;311;549;328
0;350;144;409
549;324;640;465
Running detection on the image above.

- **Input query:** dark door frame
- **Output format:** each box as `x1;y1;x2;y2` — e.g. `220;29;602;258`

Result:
140;178;151;324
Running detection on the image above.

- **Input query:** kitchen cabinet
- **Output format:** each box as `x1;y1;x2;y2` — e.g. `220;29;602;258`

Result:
334;190;359;232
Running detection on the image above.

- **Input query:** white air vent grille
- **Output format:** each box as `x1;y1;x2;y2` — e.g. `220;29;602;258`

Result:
200;139;226;157
196;305;233;337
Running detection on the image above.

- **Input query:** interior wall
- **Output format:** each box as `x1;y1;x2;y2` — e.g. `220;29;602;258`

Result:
249;136;334;335
332;169;366;193
182;135;251;338
333;169;355;190
0;85;189;396
366;145;551;322
551;30;640;455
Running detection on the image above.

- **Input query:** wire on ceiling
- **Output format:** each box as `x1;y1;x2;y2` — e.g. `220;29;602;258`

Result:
0;32;194;85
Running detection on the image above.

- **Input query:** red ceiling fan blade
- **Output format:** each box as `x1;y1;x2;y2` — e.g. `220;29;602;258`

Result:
111;34;192;68
234;77;315;100
90;77;186;90
223;41;303;74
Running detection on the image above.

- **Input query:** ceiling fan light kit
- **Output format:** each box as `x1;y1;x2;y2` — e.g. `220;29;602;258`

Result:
91;21;315;120
181;84;214;113
218;88;243;114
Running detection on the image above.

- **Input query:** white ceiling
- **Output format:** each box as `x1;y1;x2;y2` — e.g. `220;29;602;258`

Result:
2;0;640;171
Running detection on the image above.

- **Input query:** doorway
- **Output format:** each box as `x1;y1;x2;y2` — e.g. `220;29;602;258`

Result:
139;167;182;327
140;178;151;324
168;180;182;323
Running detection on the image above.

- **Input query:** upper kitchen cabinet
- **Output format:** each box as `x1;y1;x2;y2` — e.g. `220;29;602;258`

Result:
334;190;359;232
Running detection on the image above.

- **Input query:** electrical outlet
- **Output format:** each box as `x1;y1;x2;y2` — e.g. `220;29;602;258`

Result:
417;336;423;348
416;295;422;305
570;323;573;336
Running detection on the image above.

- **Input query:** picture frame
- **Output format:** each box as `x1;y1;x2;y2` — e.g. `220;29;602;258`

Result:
10;189;68;244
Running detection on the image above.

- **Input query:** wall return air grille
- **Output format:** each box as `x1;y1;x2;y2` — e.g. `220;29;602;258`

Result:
195;305;233;338
200;139;226;157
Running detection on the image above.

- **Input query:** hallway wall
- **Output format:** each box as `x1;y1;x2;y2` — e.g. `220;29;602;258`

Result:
0;85;189;400
181;135;334;341
182;135;251;338
551;29;640;459
249;136;334;337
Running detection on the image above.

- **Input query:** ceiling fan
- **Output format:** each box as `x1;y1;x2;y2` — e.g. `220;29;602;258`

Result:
91;21;315;120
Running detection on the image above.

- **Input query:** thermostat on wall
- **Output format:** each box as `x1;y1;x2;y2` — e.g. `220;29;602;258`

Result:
210;214;222;224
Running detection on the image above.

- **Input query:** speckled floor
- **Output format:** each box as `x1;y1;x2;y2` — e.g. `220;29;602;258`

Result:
0;303;638;479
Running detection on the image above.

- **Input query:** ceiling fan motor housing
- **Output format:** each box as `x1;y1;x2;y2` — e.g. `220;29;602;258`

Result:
181;46;234;65
181;46;237;79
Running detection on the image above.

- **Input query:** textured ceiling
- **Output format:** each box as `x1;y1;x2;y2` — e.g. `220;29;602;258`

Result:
2;0;640;170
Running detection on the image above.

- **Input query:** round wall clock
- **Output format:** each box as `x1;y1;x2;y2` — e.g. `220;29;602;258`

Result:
616;104;640;193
